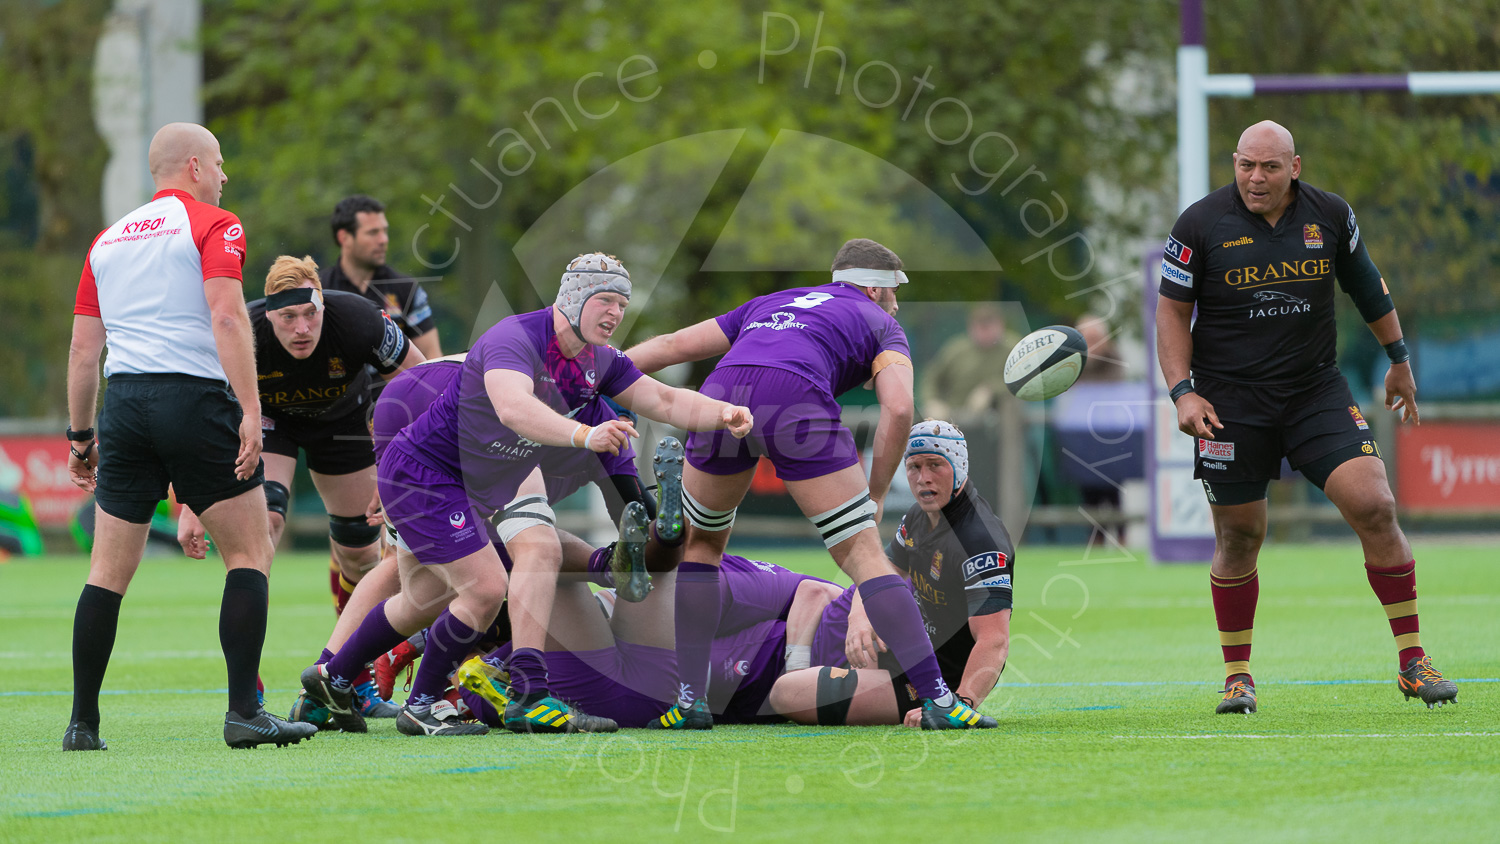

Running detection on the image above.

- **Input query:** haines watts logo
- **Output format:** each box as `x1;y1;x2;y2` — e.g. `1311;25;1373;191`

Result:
1248;290;1310;319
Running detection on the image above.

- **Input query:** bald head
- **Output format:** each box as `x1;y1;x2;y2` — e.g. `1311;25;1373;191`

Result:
1232;120;1300;223
1236;120;1295;159
148;123;227;206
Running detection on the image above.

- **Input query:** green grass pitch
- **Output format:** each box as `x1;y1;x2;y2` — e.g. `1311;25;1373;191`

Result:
3;543;1497;842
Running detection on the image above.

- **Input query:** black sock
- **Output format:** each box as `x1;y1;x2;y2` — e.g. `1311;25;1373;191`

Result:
220;568;269;719
70;584;124;732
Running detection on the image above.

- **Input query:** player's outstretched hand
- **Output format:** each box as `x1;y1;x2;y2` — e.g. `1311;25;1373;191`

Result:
722;405;754;439
586;419;638;455
177;508;209;560
1176;393;1223;440
1384;361;1420;425
235;414;263;480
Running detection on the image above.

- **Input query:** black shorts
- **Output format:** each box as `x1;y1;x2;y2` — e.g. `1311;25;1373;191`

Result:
95;374;264;523
261;411;375;476
1193;372;1379;485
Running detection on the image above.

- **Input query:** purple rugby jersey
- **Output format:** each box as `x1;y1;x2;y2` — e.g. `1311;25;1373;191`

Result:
392;307;644;510
714;282;908;399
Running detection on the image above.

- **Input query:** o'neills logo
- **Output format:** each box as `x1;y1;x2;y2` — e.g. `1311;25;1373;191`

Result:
1222;236;1254;248
1225;258;1331;287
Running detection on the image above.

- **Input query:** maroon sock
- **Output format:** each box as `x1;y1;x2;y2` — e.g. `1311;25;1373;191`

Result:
1210;568;1258;684
1366;559;1423;668
859;576;950;702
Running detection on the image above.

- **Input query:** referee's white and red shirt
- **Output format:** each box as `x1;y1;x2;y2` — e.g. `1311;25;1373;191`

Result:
74;188;248;380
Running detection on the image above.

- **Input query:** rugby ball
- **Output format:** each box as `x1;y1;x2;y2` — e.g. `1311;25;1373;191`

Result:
1003;325;1089;401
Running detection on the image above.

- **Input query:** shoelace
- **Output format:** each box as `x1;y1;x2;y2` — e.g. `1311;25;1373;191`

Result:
1223;681;1252;698
1410;657;1444;683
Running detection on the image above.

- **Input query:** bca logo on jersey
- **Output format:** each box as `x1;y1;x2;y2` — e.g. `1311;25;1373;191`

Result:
962;551;1006;580
1163;236;1193;264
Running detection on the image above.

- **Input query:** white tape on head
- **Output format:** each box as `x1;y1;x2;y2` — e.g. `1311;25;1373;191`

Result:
832;267;909;288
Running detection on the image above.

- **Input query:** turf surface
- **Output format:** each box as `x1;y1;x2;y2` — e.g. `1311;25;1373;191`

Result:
3;543;1497;842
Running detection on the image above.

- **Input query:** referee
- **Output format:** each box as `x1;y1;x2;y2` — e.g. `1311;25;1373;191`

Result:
1156;120;1458;715
63;123;317;751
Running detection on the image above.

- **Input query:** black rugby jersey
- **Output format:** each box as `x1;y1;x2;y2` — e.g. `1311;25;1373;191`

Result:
1158;181;1387;386
321;262;436;341
249;290;409;423
886;484;1015;680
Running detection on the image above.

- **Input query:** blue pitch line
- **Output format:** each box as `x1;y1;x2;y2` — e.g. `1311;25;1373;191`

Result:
17;809;113;818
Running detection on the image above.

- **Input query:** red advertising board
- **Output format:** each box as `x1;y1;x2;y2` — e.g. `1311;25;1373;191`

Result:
1396;422;1500;512
0;435;90;526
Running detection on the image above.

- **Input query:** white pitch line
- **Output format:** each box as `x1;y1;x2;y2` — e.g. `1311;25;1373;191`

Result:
1115;731;1500;740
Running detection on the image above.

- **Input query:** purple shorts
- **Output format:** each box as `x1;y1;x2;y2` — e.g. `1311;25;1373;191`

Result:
707;618;787;724
810;584;859;669
718;554;824;636
378;443;491;565
686;365;861;482
542;639;677;728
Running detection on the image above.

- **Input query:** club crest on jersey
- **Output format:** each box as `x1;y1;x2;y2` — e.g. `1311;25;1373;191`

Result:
1349;406;1369;430
383;293;405;316
328;357;346;379
585;369;597;387
1303;224;1324;249
449;511;468;530
1164;236;1193;264
929;551;943;580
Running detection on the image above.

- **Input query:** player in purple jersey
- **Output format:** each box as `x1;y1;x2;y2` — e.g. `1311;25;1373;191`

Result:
452;553;843;728
628;238;994;731
302;253;752;736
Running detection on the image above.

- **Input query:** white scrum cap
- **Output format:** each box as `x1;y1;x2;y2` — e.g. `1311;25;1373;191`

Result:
556;252;631;335
905;420;968;492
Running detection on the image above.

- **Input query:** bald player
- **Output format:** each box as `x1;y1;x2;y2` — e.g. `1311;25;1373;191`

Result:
1156;120;1458;714
65;123;315;750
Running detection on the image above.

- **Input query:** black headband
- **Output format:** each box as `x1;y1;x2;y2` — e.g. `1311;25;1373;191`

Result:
266;287;324;311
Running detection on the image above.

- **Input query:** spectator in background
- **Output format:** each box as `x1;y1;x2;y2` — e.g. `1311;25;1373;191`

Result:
919;303;1013;419
321;195;442;358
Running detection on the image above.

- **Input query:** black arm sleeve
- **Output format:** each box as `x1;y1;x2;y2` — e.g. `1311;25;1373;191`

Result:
1335;202;1394;324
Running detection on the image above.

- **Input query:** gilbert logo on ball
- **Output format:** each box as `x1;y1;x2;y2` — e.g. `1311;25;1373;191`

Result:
1003;325;1089;401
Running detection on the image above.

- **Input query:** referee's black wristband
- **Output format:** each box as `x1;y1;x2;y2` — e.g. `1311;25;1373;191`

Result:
1383;338;1411;365
1168;379;1196;403
66;426;95;442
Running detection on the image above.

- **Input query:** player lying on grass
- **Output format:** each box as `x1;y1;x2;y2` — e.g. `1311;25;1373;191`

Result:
291;353;691;731
300;254;751;736
627;238;991;731
177;255;424;719
769;421;1013;727
451;552;845;729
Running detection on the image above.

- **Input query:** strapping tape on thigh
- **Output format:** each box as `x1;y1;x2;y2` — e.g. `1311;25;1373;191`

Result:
682;487;736;532
811;492;876;549
493;494;556;544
